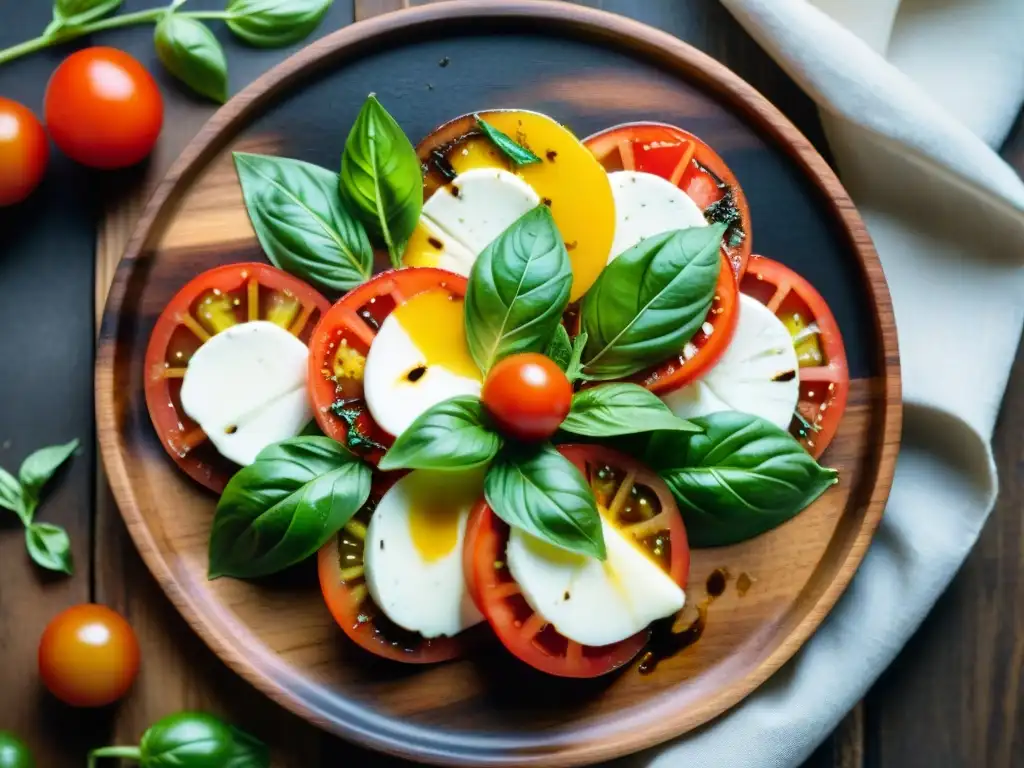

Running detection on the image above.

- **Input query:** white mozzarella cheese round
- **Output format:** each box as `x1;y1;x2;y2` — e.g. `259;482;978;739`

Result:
661;294;800;429
180;320;312;466
364;471;485;639
506;516;685;647
607;170;708;263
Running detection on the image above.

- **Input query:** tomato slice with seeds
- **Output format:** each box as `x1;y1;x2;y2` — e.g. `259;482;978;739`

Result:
307;267;467;464
584;122;752;279
464;445;689;678
317;474;472;663
740;256;850;458
143;263;329;493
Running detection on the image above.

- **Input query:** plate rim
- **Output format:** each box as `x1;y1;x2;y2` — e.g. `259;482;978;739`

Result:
95;1;902;765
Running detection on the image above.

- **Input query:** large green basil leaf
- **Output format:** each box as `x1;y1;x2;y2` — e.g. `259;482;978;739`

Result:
25;523;73;575
234;153;372;293
140;712;234;768
484;444;604;559
226;0;332;48
464;206;572;373
651;411;838;547
48;0;121;34
339;95;421;267
209;437;371;579
19;438;78;515
580;224;725;379
560;383;701;438
378;396;501;472
154;15;228;103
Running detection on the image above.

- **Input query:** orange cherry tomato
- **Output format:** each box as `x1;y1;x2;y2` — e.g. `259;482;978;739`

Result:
45;47;163;169
481;353;572;441
38;604;140;707
0;97;48;207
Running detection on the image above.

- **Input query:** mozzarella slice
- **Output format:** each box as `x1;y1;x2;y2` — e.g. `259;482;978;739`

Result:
180;320;312;466
364;470;485;639
363;289;481;438
661;294;800;429
402;217;477;275
608;170;708;263
506;516;685;647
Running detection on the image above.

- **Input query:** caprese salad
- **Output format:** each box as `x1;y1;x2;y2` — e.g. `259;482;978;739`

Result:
143;95;848;678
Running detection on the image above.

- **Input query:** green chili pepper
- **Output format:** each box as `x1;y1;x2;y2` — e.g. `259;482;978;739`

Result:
88;712;268;768
0;732;34;768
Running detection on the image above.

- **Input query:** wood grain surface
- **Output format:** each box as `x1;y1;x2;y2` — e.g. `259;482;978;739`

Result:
0;1;1018;767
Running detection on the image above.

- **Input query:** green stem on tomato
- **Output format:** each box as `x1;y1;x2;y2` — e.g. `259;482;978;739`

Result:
88;746;143;768
181;10;238;20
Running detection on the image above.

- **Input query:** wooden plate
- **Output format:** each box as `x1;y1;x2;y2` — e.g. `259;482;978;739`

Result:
96;2;901;765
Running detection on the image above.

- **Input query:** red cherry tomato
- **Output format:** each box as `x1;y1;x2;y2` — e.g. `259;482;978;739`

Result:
38;604;140;707
481;353;572;441
464;445;689;678
0;97;48;207
45;47;163;169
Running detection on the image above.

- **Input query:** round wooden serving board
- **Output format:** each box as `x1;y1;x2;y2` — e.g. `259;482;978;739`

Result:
96;2;901;765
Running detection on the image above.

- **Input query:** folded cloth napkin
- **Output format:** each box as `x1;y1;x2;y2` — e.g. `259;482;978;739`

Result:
618;0;1024;765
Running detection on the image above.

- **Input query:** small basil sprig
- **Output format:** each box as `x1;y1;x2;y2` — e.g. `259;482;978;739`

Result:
234;152;373;293
475;115;541;166
464;205;572;373
226;0;333;47
560;383;701;438
0;439;78;575
46;0;122;35
155;14;229;103
379;397;501;472
340;95;422;268
208;436;371;579
648;411;838;547
88;711;268;768
580;224;724;379
544;325;573;371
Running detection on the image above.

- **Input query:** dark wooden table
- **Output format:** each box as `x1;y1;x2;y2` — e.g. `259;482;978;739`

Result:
0;1;1021;766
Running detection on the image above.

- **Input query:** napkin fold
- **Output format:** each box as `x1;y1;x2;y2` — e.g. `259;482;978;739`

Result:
620;1;1024;765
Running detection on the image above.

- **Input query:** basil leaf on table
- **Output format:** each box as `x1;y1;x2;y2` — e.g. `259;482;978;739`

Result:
47;0;122;35
378;396;501;472
154;15;229;103
580;224;724;379
234;153;372;293
224;725;271;768
0;466;25;521
19;437;78;513
208;437;371;579
545;324;573;371
464;206;572;373
25;522;73;575
651;411;838;547
340;95;422;268
484;443;605;559
475;115;541;166
560;383;702;438
226;0;333;48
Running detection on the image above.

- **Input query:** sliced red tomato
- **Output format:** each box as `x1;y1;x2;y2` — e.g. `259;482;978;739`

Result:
464;445;689;678
740;256;850;458
143;263;329;493
317;474;472;664
307;267;467;464
584;122;752;279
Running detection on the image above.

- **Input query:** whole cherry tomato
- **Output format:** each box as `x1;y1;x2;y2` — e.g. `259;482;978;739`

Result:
0;732;34;768
0;98;48;207
44;47;163;169
481;353;573;441
38;603;140;707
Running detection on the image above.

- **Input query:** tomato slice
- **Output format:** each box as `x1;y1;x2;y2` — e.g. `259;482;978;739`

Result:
307;267;467;464
584;122;752;279
317;474;472;663
464;445;689;678
143;263;329;493
740;256;850;458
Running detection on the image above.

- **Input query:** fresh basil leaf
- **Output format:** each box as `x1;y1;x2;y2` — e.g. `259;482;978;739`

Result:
564;331;588;384
140;712;234;767
580;224;725;379
48;0;121;34
224;726;271;768
19;438;78;515
464;206;572;372
155;15;229;103
226;0;332;48
560;383;702;438
475;115;541;166
209;437;371;579
25;522;73;575
0;467;25;521
485;443;604;559
340;95;421;268
545;324;573;371
652;411;838;547
234;153;372;293
379;396;501;472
